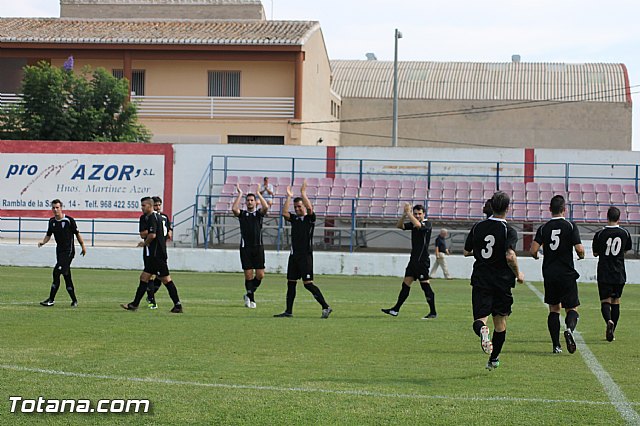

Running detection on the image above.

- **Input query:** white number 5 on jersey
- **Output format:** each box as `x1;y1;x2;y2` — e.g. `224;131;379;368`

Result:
549;229;561;251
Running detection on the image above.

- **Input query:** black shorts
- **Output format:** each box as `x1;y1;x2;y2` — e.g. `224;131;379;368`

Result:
240;246;265;270
287;254;313;281
472;284;513;319
143;256;170;277
598;282;625;300
55;252;74;275
544;278;580;308
404;260;430;281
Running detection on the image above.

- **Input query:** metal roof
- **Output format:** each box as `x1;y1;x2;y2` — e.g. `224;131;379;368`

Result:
0;18;319;46
331;60;630;103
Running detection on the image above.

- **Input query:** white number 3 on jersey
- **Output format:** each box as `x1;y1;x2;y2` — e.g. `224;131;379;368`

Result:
481;235;495;259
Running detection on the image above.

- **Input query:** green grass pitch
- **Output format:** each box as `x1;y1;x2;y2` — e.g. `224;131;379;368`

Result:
1;266;639;425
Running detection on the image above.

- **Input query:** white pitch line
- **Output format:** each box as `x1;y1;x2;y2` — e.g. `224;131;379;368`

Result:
1;364;636;407
525;281;640;424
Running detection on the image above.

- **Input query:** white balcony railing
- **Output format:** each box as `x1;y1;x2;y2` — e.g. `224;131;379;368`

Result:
132;95;295;119
0;94;295;119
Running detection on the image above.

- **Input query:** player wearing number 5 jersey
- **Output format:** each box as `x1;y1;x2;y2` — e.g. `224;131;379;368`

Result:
592;206;632;342
530;195;585;354
464;191;524;370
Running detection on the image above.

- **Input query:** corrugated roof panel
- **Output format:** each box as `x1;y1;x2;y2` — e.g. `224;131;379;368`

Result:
331;60;629;103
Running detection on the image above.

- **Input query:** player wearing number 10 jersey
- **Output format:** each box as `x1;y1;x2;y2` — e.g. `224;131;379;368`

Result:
464;191;524;370
592;206;632;342
530;195;585;354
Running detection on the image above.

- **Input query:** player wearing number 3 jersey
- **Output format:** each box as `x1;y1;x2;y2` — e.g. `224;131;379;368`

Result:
464;191;524;370
530;195;584;354
592;206;632;342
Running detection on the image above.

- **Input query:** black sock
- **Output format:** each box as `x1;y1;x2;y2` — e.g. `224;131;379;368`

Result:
601;302;612;323
565;310;579;332
164;281;181;305
153;277;162;294
286;281;297;314
490;330;506;360
548;312;561;347
392;283;411;311
611;304;620;327
132;281;148;306
49;269;62;301
472;319;485;337
304;282;329;309
146;281;156;303
252;278;262;291
245;279;255;303
420;282;436;315
63;273;77;303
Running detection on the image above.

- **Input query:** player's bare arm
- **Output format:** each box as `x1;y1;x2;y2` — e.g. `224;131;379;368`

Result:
255;184;269;214
506;248;525;283
137;232;156;247
232;183;243;217
38;235;51;247
300;179;313;215
396;203;409;229
530;241;541;260
282;186;293;220
76;232;87;256
575;243;585;260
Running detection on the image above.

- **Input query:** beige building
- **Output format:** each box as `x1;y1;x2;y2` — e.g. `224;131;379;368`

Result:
330;60;632;150
0;0;339;145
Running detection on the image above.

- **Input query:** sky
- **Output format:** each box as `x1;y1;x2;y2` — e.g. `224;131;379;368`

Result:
3;0;640;149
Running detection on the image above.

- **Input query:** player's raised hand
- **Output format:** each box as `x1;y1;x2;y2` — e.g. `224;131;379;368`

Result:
403;202;412;214
256;184;261;193
301;179;307;193
286;186;293;197
236;183;242;194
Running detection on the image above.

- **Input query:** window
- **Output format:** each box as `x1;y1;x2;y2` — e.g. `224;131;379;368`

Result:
208;71;240;97
228;135;284;145
112;69;146;96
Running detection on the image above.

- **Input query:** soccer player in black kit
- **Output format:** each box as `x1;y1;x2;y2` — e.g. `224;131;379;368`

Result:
145;196;173;309
381;203;437;319
274;180;332;318
122;196;183;313
38;199;87;307
464;192;524;370
592;206;632;342
232;183;269;309
530;195;584;354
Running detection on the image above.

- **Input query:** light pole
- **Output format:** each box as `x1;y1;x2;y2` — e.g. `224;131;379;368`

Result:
392;28;402;147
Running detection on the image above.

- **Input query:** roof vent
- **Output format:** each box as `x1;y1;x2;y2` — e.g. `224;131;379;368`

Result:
365;52;377;61
512;54;521;63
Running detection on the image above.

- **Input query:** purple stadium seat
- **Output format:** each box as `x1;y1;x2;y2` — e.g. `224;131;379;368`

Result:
346;178;359;188
525;182;539;192
238;176;251;185
552;182;566;193
541;210;552;220
443;181;456;190
455;189;470;200
511;208;526;220
317;186;331;197
387;188;400;199
359;187;373;198
361;179;374;189
374;179;388;188
626;204;640;214
456;181;470;190
538;182;553;192
384;205;400;217
291;185;302;195
539;191;553;202
455;200;470;210
512;182;525;192
355;205;369;217
470;190;483;200
595;184;608;194
401;180;414;189
328;198;341;206
214;201;230;213
293;177;305;186
597;204;609;214
340;205;353;217
526;191;539;202
483;190;494;199
371;198;385;207
306;187;318;197
568;183;581;193
387;179;401;189
428;200;442;211
225;175;239;185
250;175;263;185
526;210;541;222
610;193;624;204
333;177;347;188
598;211;608;221
609;184;622;193
415;180;429;191
441;208;455;219
278;177;291;187
622;184;636;194
454;208;468;219
372;187;386;198
428;189;443;199
568;192;582;203
500;182;513;192
470;181;483;191
581;183;595;193
325;205;340;216
619;209;628;222
369;206;384;218
221;184;235;195
596;193;610;204
344;187;358;198
628;213;640;223
442;189;456;200
400;188;413;199
512;191;525;201
414;188;427;200
484;181;497;191
305;177;319;187
584;203;597;212
430;181;443;190
330;187;345;197
624;193;638;203
582;192;596;203
319;177;333;187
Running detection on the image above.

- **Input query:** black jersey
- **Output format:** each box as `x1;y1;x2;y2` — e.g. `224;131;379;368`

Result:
593;225;632;285
464;217;518;287
140;212;167;260
534;217;581;280
46;215;80;256
286;212;315;255
238;209;264;248
404;220;432;263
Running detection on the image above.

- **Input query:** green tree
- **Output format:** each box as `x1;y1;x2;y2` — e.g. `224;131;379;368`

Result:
0;59;151;142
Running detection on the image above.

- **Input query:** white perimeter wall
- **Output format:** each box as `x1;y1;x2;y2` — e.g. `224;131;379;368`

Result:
3;243;639;284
